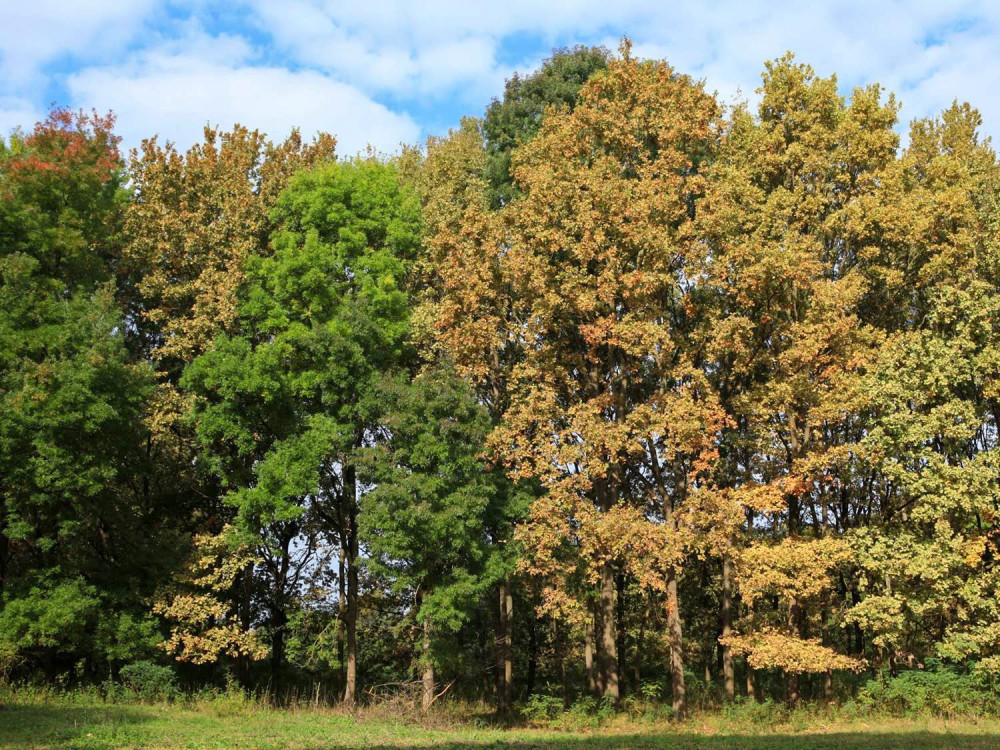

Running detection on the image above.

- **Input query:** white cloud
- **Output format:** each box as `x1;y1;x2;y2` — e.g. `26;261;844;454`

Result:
65;36;421;157
2;0;999;154
249;0;509;100
242;0;1000;142
613;1;1000;142
0;0;155;85
0;96;42;139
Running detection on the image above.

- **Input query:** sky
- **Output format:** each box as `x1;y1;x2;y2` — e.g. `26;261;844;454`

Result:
1;1;998;157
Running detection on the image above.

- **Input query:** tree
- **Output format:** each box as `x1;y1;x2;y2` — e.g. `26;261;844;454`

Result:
470;42;724;714
695;55;901;703
361;364;497;708
482;45;610;209
183;157;421;702
0;110;161;677
845;104;1000;680
424;45;610;717
123;125;336;369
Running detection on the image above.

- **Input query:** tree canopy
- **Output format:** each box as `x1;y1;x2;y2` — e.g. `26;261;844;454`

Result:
1;42;999;719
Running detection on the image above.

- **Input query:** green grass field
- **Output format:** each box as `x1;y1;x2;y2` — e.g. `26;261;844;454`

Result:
3;696;1000;750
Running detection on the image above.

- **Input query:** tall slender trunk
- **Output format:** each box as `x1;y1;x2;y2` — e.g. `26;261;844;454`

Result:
822;603;832;701
633;602;646;691
559;623;569;707
236;563;254;689
747;667;756;700
270;607;287;699
527;609;537;697
787;594;800;707
497;579;513;717
721;554;735;700
616;572;627;692
422;614;435;710
337;546;346;695
585;606;597;696
343;464;359;708
269;530;295;700
599;560;620;703
666;566;686;719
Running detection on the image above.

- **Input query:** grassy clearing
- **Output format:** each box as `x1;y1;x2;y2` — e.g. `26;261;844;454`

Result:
3;694;1000;750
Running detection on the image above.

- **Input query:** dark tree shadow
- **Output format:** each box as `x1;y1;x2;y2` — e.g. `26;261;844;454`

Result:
363;730;1000;750
0;703;154;749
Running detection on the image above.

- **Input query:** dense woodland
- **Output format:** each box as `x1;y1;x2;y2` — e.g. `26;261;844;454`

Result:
2;41;1000;719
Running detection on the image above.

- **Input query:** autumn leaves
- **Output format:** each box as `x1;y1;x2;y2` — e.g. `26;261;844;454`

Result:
425;42;999;711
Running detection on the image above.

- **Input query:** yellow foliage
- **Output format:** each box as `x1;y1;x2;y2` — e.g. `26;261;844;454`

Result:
722;629;865;674
737;536;852;605
153;528;268;665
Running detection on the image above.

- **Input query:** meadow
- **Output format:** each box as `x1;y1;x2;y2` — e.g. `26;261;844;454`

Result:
3;691;1000;750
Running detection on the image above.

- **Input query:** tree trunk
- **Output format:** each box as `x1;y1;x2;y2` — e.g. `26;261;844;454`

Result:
786;594;800;707
236;563;254;689
616;572;626;692
666;566;686;719
497;579;513;717
599;560;620;703
721;554;735;700
633;602;645;692
343;464;359;708
270;607;287;700
527;608;537;697
422;614;435;710
585;606;597;696
747;667;756;700
559;625;569;707
337;546;346;696
822;603;832;701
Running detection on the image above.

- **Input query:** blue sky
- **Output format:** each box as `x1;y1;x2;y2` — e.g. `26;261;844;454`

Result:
1;1;998;156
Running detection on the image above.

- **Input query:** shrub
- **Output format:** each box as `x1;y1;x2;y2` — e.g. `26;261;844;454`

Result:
852;667;1000;718
119;660;178;702
521;693;564;723
720;697;789;727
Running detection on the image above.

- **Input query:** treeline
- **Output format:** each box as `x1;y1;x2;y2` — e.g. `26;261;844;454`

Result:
1;42;999;718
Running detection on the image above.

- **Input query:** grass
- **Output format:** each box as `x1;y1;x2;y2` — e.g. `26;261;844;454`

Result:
2;693;1000;749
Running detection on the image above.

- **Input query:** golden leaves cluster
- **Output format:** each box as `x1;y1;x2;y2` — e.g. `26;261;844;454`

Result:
153;528;268;665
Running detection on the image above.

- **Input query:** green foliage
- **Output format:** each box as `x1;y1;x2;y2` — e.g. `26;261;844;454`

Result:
0;578;99;656
361;363;497;646
0;109;162;676
482;45;609;208
181;156;423;689
852;668;1000;719
119;661;179;702
97;613;162;666
520;692;564;723
0;108;124;289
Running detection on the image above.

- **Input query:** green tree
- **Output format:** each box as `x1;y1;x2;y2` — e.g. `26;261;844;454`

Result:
846;104;1000;680
361;364;497;708
483;45;609;209
0;110;160;676
183;157;421;701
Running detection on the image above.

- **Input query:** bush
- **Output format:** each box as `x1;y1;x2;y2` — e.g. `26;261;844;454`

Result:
851;667;1000;718
119;660;178;702
720;697;789;727
521;693;564;723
